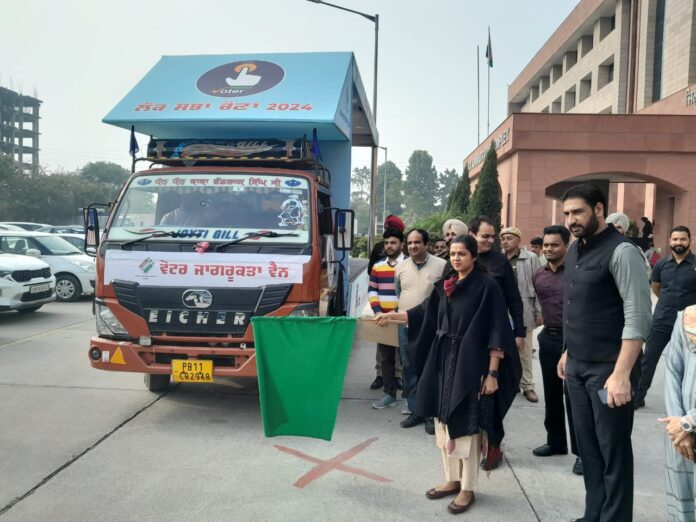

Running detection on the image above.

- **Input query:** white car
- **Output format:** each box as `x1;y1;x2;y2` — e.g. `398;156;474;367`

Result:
0;222;51;231
0;231;95;302
0;252;56;313
55;233;85;252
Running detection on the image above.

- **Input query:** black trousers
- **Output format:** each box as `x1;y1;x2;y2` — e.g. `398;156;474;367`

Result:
565;354;639;522
377;343;397;397
637;324;674;399
538;328;578;454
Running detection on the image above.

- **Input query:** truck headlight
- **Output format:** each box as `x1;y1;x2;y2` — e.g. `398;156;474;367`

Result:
289;302;320;317
95;302;128;336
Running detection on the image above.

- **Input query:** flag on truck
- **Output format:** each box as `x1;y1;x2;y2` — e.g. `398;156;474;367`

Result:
129;126;139;158
251;316;356;440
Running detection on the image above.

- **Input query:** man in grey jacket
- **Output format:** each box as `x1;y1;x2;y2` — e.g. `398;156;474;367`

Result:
501;227;542;402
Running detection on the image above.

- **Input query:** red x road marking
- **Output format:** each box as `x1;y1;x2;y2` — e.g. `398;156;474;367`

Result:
274;437;392;488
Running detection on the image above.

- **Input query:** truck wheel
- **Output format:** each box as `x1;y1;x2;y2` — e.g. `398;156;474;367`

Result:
18;305;42;313
55;274;82;302
144;373;170;392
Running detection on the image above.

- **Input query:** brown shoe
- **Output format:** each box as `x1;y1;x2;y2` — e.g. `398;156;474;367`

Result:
523;390;539;403
426;484;460;499
447;493;476;514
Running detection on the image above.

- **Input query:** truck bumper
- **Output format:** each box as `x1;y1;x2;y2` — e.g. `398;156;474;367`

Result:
88;337;258;378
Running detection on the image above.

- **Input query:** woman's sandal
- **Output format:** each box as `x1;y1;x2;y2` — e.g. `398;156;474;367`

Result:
425;484;461;499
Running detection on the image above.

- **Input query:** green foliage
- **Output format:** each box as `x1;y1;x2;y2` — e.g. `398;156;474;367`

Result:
79;161;130;186
447;165;471;219
437;168;459;211
375;161;403;221
350;166;371;202
409;211;451;240
0;154;118;224
351;234;369;258
468;142;502;232
402;150;438;223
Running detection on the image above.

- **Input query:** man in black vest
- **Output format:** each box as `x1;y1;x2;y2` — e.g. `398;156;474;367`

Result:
557;184;652;522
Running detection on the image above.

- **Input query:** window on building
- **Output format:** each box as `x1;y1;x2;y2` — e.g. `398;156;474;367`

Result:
598;57;615;90
552;97;562;113
652;0;665;102
564;88;576;111
579;74;592;103
541;106;550;113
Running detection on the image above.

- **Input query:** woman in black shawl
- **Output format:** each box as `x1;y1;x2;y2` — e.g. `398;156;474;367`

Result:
376;235;521;514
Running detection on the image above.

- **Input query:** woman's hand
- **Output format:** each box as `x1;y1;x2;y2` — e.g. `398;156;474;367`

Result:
481;375;498;395
659;416;683;441
675;433;695;462
373;313;389;326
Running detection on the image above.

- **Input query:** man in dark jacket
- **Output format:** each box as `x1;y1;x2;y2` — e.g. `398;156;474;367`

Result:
469;216;526;352
558;184;652;522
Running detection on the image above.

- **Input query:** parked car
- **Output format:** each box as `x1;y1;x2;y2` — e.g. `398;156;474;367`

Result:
56;233;85;252
0;222;51;231
0;252;56;313
0;224;26;231
36;225;86;234
0;231;95;302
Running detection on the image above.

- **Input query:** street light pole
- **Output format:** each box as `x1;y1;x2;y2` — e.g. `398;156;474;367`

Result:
379;146;387;223
306;0;379;251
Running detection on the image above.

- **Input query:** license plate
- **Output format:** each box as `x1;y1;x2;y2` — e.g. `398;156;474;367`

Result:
30;283;50;294
171;360;213;383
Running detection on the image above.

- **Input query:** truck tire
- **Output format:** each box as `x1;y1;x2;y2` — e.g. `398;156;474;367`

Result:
17;305;42;313
144;373;170;392
55;274;82;302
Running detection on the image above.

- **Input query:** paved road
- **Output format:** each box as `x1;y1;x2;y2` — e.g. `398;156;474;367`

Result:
0;300;668;520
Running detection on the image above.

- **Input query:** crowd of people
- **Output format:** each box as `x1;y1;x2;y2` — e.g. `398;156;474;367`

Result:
365;183;696;520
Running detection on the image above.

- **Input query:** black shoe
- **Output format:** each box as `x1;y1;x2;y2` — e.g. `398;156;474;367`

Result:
424;417;435;435
395;377;403;390
532;444;568;457
370;376;383;390
572;457;583;476
400;413;424;428
633;396;646;410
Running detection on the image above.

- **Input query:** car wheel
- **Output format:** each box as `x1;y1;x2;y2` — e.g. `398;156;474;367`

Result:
55;274;82;302
17;305;42;313
144;373;170;392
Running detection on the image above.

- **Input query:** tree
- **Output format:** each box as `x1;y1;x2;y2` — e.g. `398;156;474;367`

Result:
436;168;459;211
468;142;502;232
79;161;130;186
402;150;438;223
447;164;471;218
375;160;403;221
350;166;371;202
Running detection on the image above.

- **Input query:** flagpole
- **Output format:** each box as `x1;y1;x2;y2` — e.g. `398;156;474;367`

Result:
487;27;491;137
477;45;480;145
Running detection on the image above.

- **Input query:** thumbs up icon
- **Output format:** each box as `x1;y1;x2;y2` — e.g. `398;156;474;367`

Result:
226;65;261;88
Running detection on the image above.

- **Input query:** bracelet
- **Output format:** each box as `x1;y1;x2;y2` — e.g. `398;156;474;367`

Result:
487;370;499;378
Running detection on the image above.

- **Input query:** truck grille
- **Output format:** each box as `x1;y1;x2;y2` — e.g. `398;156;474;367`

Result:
13;268;51;282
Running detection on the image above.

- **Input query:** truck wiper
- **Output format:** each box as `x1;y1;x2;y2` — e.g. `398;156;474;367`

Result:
214;231;299;252
120;230;204;248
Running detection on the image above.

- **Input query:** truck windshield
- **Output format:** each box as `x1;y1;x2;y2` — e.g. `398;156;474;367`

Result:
107;172;311;244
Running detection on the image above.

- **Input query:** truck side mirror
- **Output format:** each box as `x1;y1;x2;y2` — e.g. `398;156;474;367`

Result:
84;207;101;257
333;209;354;251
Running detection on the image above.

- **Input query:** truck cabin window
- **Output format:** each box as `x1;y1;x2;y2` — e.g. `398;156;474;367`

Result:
107;173;310;244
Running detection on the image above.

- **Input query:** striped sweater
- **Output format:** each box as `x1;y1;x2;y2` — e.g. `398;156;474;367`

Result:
368;254;405;313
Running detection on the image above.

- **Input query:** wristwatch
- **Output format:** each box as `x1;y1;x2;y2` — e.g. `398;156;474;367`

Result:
487;370;499;378
681;416;695;432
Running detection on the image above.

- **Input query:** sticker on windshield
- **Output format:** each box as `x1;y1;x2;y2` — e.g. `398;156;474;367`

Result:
277;195;304;227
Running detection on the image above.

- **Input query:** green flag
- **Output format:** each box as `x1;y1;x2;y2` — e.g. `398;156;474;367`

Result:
251;316;356;441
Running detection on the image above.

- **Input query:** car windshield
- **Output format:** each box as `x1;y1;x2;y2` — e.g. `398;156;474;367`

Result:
107;172;311;244
35;235;82;255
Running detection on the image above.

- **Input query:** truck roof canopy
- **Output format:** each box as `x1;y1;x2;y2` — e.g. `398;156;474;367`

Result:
103;52;377;146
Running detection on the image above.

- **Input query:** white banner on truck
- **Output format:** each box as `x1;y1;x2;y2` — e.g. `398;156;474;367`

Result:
104;251;310;288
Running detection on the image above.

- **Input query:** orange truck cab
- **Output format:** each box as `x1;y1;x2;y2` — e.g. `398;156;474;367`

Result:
85;52;377;391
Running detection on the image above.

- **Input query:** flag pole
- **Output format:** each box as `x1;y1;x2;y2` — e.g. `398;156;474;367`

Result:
487;27;491;137
477;45;480;145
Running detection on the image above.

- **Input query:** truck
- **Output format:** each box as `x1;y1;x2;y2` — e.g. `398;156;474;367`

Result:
84;52;377;391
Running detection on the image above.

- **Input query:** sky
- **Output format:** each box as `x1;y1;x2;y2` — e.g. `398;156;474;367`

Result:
2;0;578;175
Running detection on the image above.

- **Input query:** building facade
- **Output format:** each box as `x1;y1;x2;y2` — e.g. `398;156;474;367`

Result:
0;86;41;174
465;0;696;250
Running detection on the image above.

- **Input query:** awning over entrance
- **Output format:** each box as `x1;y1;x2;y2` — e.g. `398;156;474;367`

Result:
103;52;377;146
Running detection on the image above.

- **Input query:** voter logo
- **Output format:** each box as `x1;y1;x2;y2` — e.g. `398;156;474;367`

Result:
139;257;155;274
197;61;284;98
